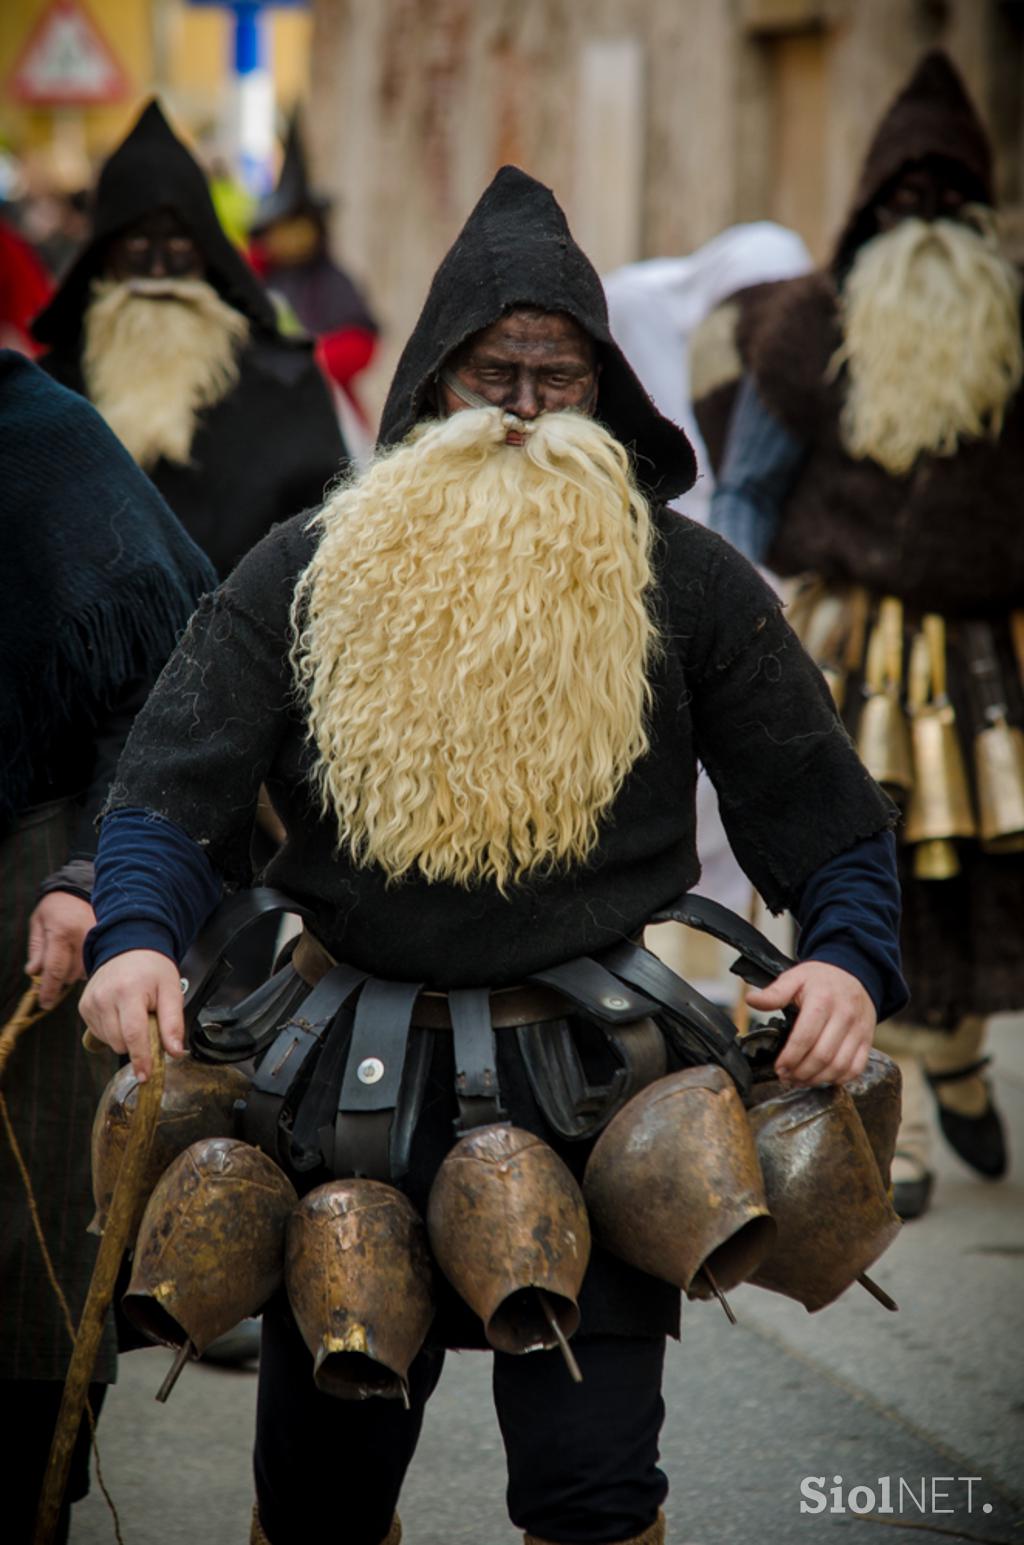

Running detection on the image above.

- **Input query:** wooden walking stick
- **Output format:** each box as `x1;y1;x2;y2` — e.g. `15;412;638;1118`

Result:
33;1016;166;1545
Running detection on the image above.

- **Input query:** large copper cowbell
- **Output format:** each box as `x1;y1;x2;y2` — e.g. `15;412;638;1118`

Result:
90;1057;250;1241
583;1066;774;1298
843;1051;902;1188
286;1179;434;1401
747;1051;902;1191
427;1124;590;1354
748;1085;901;1312
123;1137;296;1356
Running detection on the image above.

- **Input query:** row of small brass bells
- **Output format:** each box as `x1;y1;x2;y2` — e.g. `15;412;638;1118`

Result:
91;1057;250;1241
888;709;1024;873
583;1066;774;1300
124;1137;296;1363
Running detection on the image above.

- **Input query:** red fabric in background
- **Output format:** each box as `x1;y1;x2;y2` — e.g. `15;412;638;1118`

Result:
0;221;52;355
316;325;376;389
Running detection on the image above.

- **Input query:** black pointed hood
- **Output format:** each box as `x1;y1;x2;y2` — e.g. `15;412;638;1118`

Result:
378;166;696;503
833;50;994;270
251;112;328;233
33;99;278;350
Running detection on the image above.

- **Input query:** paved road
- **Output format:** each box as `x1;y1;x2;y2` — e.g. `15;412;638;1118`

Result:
73;1018;1024;1545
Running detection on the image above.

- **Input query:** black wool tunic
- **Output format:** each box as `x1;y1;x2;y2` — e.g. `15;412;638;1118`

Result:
106;168;894;1344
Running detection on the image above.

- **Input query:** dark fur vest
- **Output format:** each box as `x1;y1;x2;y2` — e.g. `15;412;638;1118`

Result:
736;272;1024;618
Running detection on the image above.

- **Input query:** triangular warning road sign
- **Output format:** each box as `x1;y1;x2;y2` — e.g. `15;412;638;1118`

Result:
10;0;129;107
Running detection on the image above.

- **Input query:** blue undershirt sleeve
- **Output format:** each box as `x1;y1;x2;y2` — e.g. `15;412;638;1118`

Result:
792;830;908;1022
709;374;807;563
84;806;223;974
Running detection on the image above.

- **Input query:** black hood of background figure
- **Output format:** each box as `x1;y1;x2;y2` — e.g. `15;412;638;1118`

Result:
378;166;697;504
33;99;278;351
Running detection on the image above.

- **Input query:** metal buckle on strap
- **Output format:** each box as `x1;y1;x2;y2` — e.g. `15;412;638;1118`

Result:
245;963;368;1167
449;988;505;1133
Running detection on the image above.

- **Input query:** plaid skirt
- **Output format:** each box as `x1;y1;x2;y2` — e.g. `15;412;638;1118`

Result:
0;800;118;1382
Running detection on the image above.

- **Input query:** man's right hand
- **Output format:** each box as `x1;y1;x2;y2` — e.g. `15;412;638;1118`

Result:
80;950;186;1082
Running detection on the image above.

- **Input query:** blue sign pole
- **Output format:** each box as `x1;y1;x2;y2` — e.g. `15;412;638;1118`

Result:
232;1;272;194
186;0;308;194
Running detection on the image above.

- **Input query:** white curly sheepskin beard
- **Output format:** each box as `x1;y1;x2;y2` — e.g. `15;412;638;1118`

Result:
292;406;659;891
83;276;249;469
833;212;1022;475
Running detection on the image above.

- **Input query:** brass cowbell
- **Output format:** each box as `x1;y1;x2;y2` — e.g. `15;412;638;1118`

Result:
975;715;1024;853
857;599;912;793
963;619;1024;854
903;620;975;880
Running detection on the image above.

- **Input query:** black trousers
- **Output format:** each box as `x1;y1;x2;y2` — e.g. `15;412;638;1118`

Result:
4;1378;107;1545
255;1303;668;1545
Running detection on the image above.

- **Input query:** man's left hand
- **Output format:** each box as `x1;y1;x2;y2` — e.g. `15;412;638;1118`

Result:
746;961;875;1086
25;892;96;1011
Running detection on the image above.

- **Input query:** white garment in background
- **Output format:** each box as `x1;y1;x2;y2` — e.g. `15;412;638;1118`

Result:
604;223;812;919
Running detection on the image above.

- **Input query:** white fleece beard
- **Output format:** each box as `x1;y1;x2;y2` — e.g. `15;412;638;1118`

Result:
291;407;659;890
833;214;1023;475
83;277;250;469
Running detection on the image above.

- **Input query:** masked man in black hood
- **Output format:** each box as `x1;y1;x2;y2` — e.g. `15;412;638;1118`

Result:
78;168;905;1545
0;351;215;1544
32;100;347;581
695;51;1024;1221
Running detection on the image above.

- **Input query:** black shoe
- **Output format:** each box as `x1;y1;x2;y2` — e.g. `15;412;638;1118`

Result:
926;1059;1008;1179
936;1103;1008;1179
892;1165;934;1221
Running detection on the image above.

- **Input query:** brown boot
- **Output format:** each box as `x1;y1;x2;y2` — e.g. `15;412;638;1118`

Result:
252;1504;401;1544
526;1510;665;1545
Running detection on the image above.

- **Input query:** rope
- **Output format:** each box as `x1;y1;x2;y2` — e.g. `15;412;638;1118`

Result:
0;986;125;1542
0;982;50;1084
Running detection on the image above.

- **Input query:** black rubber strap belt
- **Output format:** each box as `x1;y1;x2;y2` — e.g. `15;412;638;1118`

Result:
182;886;313;1021
291;929;571;1157
238;894;799;1181
292;929;569;1027
599;939;753;1096
245;962;368;1167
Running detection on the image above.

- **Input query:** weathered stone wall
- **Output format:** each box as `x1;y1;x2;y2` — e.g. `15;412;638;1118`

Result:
310;0;1022;419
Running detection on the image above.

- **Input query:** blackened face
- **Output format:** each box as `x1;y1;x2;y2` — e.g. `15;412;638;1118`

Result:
104;210;204;281
441;309;600;428
873;157;980;234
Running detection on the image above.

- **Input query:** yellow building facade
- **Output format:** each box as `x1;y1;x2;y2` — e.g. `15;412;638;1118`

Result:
0;0;312;175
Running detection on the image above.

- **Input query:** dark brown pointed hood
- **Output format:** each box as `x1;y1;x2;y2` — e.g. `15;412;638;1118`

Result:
378;166;697;504
832;50;994;271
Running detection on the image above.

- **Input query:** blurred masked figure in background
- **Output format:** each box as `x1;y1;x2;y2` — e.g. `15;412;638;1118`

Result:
249;114;379;438
604;224;812;998
696;51;1024;1219
32;100;347;581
